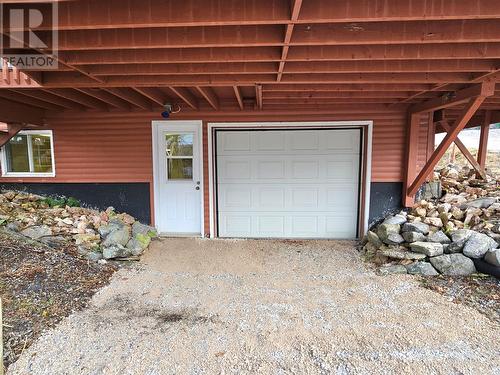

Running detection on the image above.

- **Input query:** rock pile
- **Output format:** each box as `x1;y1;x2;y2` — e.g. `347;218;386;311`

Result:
0;190;157;261
362;165;500;277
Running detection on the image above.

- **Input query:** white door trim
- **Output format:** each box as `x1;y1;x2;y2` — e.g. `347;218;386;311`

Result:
152;120;204;237
207;121;373;238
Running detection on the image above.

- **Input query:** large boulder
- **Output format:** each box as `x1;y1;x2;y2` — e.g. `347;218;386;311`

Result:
102;244;133;259
101;225;131;248
376;224;400;243
366;231;383;248
132;222;158;238
378;264;408;275
451;229;473;243
379;246;426;260
427;231;451;244
423;217;443;228
410;242;443;257
406;262;439;276
484;249;500;267
98;218;125;237
447;229;473;253
21;225;53;240
460;197;497;210
126;233;152;256
382;214;407;225
402;222;430;235
383;233;405;245
462;232;498;259
402;231;426;243
430;254;477;276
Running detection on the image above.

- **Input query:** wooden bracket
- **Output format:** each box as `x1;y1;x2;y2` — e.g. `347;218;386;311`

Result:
0;123;25;148
403;81;494;206
440;121;487;180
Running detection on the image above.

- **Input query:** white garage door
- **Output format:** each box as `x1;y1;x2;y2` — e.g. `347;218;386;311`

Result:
216;129;361;239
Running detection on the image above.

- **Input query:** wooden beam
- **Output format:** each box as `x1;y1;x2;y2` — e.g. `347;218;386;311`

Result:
103;88;152;110
0;72;479;88
169;87;198;109
27;19;500;51
440;121;487;180
75;89;130;110
284;60;498;74
60;43;500;66
12;90;86;110
44;89;108;110
407;94;488;197
0;123;25;148
0;91;63;111
263;84;434;92
426;113;435;162
291;20;500;46
477;110;492;171
25;0;500;30
403;113;420;207
410;82;496;114
86;62;278;76
132;87;169;106
277;0;303;81
233;86;244;110
196;87;219;110
256;84;263;109
0;98;45;126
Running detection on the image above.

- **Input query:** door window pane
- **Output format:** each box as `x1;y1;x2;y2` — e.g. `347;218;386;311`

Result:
31;134;53;172
166;133;193;156
167;158;193;180
5;134;29;172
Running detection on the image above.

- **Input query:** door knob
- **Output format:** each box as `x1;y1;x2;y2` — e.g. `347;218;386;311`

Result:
196;186;200;190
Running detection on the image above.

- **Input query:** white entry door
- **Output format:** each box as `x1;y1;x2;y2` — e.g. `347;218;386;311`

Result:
153;121;202;235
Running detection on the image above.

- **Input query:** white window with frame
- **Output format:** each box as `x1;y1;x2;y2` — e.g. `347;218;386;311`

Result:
1;130;55;177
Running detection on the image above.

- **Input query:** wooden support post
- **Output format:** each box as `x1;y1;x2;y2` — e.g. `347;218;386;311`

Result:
403;112;420;207
407;95;487;197
477;110;491;172
440;121;487;179
426;112;435;162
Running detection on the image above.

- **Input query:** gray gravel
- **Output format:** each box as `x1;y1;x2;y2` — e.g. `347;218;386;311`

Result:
8;238;500;375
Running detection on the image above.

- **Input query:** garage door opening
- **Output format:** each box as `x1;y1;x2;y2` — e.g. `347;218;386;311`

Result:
208;123;372;240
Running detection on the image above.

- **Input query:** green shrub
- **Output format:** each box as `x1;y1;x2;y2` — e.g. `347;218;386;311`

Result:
43;196;81;208
66;197;81;207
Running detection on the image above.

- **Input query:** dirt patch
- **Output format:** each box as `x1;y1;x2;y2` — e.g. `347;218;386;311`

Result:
0;230;116;370
419;275;500;324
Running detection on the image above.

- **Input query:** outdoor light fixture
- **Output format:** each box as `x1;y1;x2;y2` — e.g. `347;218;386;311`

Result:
161;103;181;119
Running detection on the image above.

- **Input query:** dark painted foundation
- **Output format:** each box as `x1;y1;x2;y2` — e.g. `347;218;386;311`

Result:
369;182;403;228
0;183;151;224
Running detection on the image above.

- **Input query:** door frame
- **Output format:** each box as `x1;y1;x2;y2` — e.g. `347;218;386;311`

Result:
207;121;373;239
152;120;204;237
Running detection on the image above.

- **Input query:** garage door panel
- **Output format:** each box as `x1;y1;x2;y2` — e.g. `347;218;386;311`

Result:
218;155;359;184
219;131;251;152
217;129;360;156
325;130;361;153
257;160;286;179
290;131;319;150
216;129;361;239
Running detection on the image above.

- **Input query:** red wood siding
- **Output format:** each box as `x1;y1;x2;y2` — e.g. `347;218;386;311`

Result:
0;106;415;231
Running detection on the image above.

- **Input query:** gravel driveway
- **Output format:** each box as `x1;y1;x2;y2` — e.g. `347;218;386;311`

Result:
9;238;500;375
